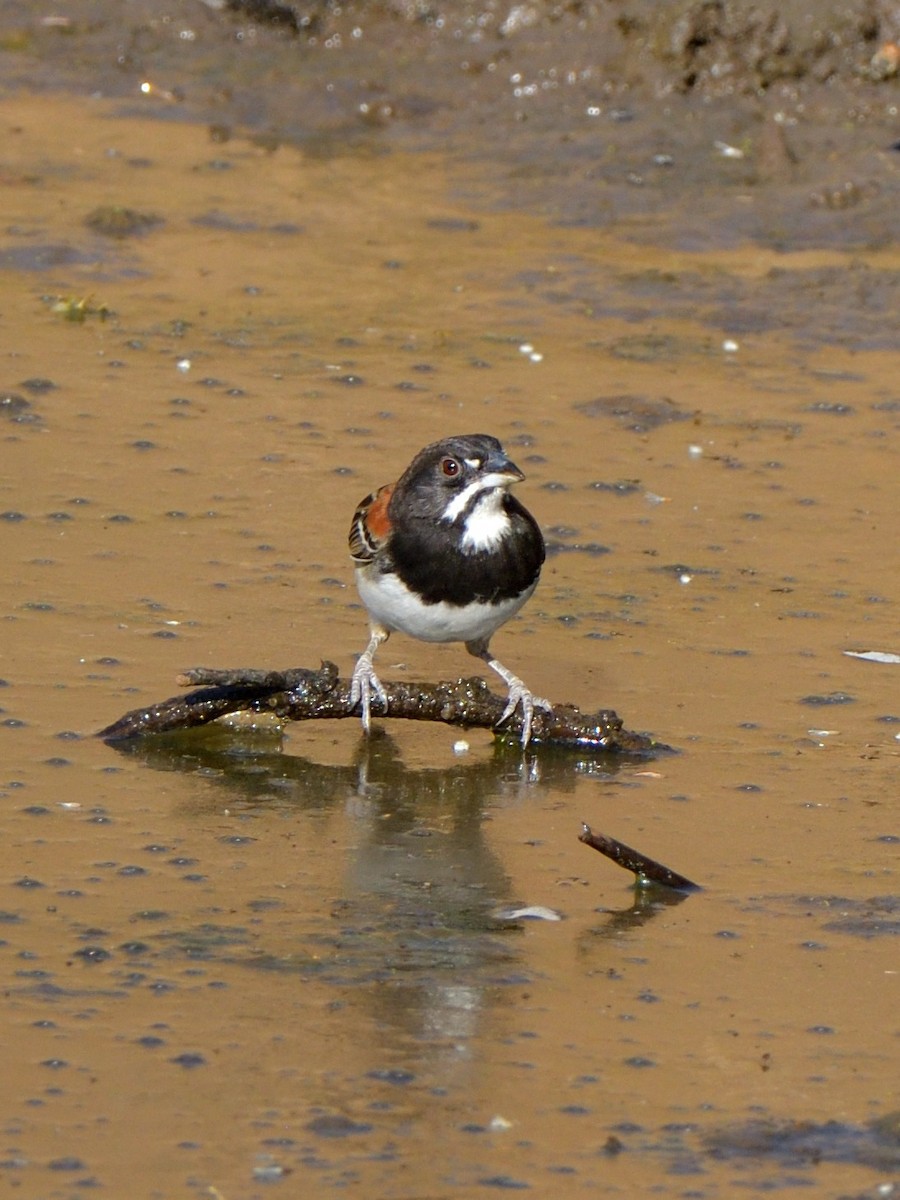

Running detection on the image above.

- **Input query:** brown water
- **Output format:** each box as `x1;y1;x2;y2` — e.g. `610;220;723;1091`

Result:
1;94;897;1198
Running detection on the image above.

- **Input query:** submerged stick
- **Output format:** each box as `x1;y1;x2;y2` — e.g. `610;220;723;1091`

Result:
579;822;700;891
96;661;666;755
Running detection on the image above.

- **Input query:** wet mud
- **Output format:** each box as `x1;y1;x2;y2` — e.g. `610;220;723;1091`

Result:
4;0;900;253
0;5;898;1196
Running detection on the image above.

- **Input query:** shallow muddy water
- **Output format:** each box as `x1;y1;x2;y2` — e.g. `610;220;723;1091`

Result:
0;94;897;1199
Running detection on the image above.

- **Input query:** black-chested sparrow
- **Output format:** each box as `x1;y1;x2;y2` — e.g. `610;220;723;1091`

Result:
348;433;549;746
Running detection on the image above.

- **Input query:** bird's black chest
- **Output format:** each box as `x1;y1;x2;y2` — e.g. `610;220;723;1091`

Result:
385;496;544;608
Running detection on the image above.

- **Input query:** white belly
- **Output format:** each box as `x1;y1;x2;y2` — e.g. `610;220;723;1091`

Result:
356;568;534;644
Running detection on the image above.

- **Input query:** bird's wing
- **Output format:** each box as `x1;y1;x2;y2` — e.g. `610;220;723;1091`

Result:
348;483;394;564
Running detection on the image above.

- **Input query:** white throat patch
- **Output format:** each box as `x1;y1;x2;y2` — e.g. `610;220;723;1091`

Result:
441;472;512;524
458;486;511;553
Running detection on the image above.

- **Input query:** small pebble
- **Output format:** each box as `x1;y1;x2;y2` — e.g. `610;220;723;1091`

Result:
494;905;563;922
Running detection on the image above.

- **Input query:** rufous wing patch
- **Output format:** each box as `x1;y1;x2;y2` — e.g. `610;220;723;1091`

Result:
348;483;394;563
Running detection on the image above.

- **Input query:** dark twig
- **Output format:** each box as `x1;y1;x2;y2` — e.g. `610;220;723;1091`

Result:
579;822;700;891
96;661;668;755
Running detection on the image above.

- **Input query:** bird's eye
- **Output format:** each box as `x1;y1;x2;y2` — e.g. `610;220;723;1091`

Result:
440;457;460;478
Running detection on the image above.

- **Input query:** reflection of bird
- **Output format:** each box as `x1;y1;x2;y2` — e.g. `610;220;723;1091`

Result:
348;434;549;746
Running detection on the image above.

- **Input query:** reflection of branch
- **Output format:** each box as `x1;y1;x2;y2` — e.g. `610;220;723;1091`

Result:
96;661;668;755
579;823;700;892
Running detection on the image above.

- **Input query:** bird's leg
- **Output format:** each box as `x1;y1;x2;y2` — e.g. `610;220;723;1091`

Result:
466;638;552;748
349;625;390;732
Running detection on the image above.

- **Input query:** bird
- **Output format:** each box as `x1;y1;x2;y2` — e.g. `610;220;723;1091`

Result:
348;433;550;746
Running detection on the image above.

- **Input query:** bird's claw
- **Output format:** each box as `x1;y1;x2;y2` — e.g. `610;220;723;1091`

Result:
498;679;553;748
349;656;388;733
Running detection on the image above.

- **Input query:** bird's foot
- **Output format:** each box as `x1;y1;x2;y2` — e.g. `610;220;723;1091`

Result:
497;677;553;748
349;655;388;733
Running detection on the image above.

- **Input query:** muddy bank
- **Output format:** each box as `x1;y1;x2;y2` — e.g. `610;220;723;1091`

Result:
2;0;900;249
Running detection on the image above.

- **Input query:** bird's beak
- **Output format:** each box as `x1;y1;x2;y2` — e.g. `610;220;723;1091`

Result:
487;449;525;484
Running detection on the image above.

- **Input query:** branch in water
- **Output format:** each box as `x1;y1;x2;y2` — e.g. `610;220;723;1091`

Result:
579;822;700;891
96;661;669;755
